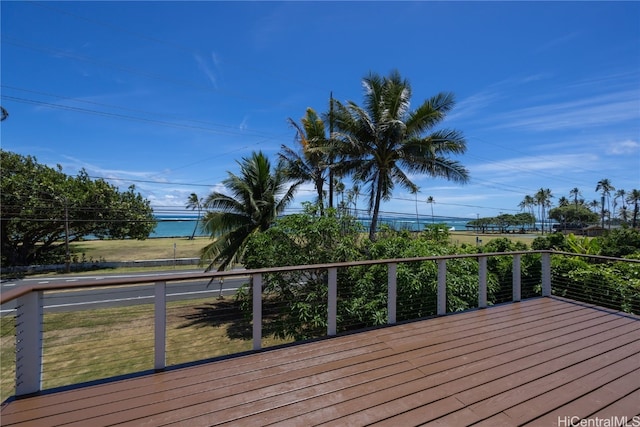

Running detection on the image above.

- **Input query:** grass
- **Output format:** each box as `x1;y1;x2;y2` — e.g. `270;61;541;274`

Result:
69;233;537;265
70;236;209;262
0;297;290;402
449;230;538;246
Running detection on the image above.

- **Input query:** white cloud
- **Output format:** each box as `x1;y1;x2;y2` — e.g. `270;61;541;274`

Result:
470;153;598;175
606;139;640;155
194;53;218;89
490;90;639;132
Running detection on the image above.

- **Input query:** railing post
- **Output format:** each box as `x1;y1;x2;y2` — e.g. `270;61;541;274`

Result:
16;291;43;396
513;254;521;302
541;252;551;297
154;281;166;371
387;263;397;325
479;256;487;308
328;268;337;336
437;259;447;315
252;273;262;350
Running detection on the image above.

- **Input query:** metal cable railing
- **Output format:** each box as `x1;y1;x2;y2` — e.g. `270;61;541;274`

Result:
1;250;637;402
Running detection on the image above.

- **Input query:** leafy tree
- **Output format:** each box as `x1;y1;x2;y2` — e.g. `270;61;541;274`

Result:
332;70;469;240
1;150;155;266
200;151;299;271
240;210;364;340
598;227;640;258
280;108;329;215
548;205;599;229
185;193;204;240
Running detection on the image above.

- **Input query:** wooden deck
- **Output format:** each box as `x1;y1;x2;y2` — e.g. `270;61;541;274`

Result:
2;297;639;426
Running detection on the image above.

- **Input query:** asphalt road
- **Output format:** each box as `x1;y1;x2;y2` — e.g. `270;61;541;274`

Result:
0;270;249;315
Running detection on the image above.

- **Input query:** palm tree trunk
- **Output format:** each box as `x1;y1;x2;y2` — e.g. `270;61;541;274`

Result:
369;177;384;241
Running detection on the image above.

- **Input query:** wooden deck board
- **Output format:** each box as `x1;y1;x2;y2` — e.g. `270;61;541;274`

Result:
2;297;639;427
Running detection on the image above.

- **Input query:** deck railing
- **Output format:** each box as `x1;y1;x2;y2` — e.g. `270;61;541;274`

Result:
1;250;637;401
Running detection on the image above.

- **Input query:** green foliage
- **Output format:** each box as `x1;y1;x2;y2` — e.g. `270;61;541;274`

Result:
421;223;451;244
548;205;599;227
240;213;364;340
200;151;299;271
564;234;601;255
240;215;498;339
482;238;540;302
551;256;640;314
1;150;155;266
598;227;640;258
532;233;569;251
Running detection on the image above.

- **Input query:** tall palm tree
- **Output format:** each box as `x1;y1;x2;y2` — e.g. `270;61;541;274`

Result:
519;195;536;229
596;178;615;229
185;193;204;240
346;182;361;217
534;188;553;234
280;108;329;216
332;70;469;240
426;196;435;224
627;189;640;228
200;151;299;271
613;189;626;223
569;187;581;219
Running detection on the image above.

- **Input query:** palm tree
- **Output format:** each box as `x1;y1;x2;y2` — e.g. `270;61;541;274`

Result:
280;108;329;216
534;188;553;234
627;189;640;228
426;196;435;224
185;193;204;240
613;189;626;224
595;178;615;229
346;182;361;217
519;195;536;229
332;70;469;240
200;151;299;271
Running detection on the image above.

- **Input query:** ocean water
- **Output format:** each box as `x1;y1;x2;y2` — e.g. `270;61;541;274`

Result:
150;215;475;238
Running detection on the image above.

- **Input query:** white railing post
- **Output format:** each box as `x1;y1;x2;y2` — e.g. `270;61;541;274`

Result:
387;263;397;325
437;259;447;315
154;281;166;371
513;254;521;302
252;273;262;350
541;252;551;297
479;256;487;308
327;268;337;336
16;291;43;396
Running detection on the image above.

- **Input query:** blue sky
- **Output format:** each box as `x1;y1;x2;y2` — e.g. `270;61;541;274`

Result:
2;1;639;220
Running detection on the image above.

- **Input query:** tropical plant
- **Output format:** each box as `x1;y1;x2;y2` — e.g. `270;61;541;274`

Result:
199;151;299;271
185;193;204;240
613;189;627;223
627;189;640;228
280;108;329;215
519;195;536;226
534;188;553;234
596;178;615;228
332;70;469;240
